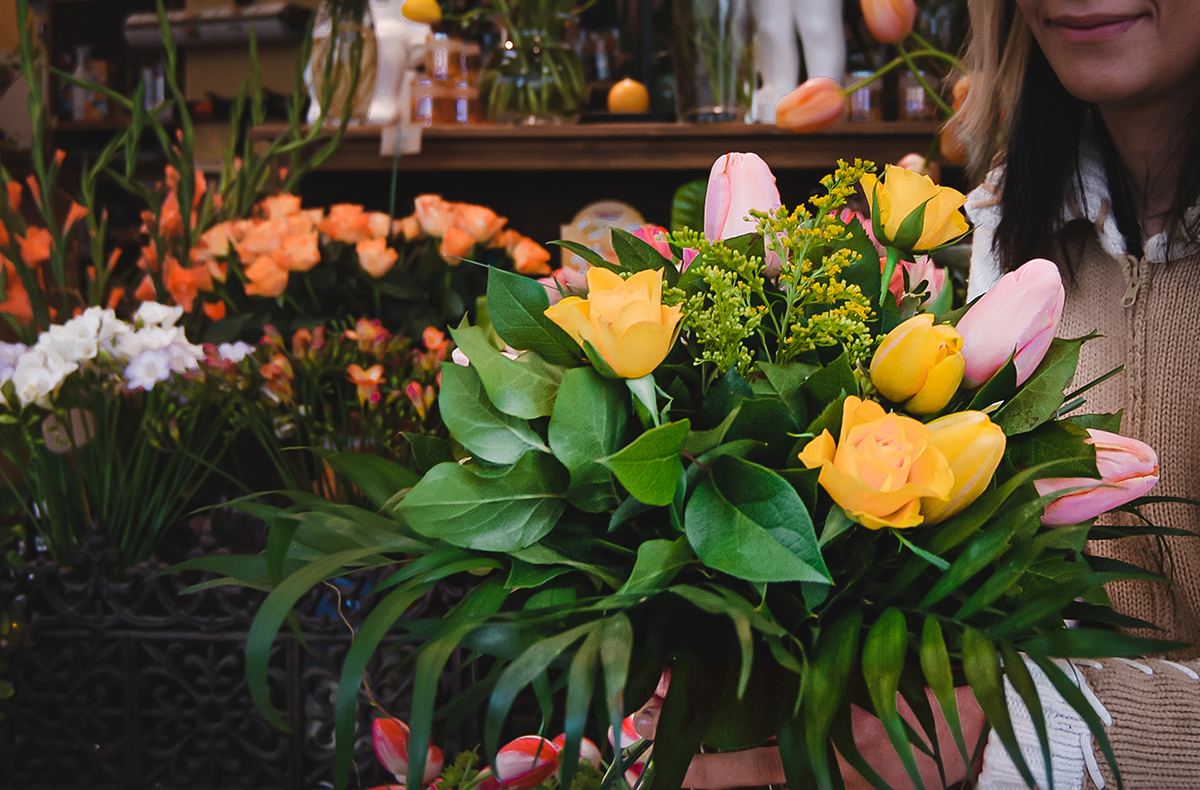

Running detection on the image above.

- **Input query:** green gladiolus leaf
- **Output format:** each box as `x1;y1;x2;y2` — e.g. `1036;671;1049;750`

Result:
401;452;569;551
963;628;1037;789
599;419;690;506
310;449;419;511
486;266;584;366
439;362;549;464
450;322;564;420
684;456;829;584
862;608;925;790
547;367;630;512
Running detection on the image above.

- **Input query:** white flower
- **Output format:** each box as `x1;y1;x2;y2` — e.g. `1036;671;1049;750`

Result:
217;341;255;363
39;311;103;364
115;326;180;360
88;307;131;349
164;341;204;374
0;342;27;385
134;302;184;329
12;348;77;408
124;349;173;391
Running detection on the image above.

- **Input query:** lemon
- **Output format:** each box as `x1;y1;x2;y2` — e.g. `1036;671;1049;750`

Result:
607;78;650;114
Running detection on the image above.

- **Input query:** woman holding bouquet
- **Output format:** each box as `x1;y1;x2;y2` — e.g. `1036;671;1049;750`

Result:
638;0;1200;787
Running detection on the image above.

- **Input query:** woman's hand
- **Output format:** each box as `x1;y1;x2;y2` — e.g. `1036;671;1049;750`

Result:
631;674;986;790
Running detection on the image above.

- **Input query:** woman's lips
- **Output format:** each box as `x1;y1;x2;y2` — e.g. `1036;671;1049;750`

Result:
1049;15;1142;42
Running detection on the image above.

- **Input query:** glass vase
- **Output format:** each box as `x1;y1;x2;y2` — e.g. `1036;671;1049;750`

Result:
672;0;755;122
480;13;586;125
306;0;378;126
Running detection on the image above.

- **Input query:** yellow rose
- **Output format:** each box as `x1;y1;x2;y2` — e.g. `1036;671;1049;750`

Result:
920;411;1006;525
870;313;964;414
860;165;969;253
798;397;954;530
544;267;683;379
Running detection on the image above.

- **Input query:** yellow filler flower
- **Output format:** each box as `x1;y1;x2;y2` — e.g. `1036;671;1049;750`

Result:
544;267;682;379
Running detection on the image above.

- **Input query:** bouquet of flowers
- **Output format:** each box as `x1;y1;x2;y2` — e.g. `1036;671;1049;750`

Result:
195;154;1175;790
0;303;231;565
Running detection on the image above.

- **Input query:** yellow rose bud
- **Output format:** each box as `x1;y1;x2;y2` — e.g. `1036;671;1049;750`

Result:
870;313;964;414
798;396;954;530
920;411;1006;525
860;165;969;253
544;267;683;379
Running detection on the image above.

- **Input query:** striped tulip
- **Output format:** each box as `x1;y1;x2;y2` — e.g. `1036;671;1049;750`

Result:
372;718;444;786
494;736;560;789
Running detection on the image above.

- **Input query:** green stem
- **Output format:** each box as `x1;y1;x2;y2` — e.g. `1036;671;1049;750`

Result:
880;247;901;306
897;43;954;118
907;32;968;72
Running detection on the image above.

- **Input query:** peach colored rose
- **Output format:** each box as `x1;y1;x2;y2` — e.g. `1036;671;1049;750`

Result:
511;237;552;276
356;237;399;278
260;194;303;220
439;226;475;264
452;203;507;244
244;255;289;298
413;194;454;237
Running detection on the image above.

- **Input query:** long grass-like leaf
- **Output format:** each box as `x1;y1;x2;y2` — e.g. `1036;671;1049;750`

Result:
962;628;1036;788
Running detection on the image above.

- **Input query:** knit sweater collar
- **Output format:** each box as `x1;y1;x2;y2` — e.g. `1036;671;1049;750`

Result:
965;122;1200;266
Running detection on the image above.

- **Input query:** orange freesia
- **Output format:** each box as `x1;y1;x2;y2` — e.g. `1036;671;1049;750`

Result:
345;318;389;352
63;202;90;234
0;255;32;324
202;301;226;320
134;273;157;302
244;255;289;298
17;227;52;266
356;237;399;278
439;226;475;264
511;237;553;276
452;203;507;244
405;380;435;419
319;203;372;244
776;77;845;133
423;326;450;354
348;363;386;406
5;181;21;211
260;194;303;220
292;327;314;357
860;0;917;44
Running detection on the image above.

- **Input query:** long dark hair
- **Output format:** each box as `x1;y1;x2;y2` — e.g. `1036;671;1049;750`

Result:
989;23;1200;271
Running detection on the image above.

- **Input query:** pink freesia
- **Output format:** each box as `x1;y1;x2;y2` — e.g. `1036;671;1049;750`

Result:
705;153;783;275
550;735;603;770
494;736;560;789
632;225;673;260
1035;429;1160;525
372;718;444;786
956;258;1065;388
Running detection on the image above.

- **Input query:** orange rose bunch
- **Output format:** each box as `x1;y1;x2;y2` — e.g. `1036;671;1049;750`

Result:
396;194;552;275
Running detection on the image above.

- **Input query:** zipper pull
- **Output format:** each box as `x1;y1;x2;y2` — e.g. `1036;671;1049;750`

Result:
1120;255;1141;307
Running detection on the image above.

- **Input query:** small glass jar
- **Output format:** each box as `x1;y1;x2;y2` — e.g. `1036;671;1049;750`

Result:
901;70;936;120
846;70;882;122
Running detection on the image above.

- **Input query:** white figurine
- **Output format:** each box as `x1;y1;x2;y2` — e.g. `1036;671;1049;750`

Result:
305;0;430;126
750;0;845;123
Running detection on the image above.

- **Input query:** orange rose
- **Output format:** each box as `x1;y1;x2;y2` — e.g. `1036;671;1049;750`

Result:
413;194;454;237
394;215;422;241
798;396;954;529
510;236;552;276
260;194;303;220
319;203;371;244
439;226;475;264
452;203;507;244
366;212;392;239
272;230;321;272
244;255;289;298
356;237;399;277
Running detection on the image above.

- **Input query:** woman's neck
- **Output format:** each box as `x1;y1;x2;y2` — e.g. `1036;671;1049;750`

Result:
1098;99;1192;238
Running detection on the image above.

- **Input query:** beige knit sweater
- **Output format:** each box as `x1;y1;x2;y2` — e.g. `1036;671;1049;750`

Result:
967;149;1200;787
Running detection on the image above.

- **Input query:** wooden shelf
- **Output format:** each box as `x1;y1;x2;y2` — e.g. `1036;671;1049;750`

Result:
251;120;942;172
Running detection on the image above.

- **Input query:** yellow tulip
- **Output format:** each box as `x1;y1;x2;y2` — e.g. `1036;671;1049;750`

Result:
401;0;442;23
544;267;683;379
798;396;954;530
920;411;1006;524
860;165;969;253
870;313;964;414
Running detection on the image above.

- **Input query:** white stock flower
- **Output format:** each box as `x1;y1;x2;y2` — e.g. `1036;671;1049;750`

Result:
40;311;103;364
124;349;173;391
12;347;78;408
116;326;180;360
134;302;184;329
165;341;204;374
0;342;27;385
217;341;255;363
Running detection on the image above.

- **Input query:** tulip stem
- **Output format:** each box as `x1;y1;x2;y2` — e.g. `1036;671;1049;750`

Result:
880;247;901;306
907;32;968;73
896;43;955;118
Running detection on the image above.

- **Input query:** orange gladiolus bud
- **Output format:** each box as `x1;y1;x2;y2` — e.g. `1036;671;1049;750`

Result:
202;301;226;321
5;181;21;211
107;287;125;310
64;202;90;234
861;0;917;44
134;273;157;302
0;220;9;248
776;77;845;133
0;256;33;325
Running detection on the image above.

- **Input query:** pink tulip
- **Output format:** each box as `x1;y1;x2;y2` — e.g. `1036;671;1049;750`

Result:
494;736;560;789
705;153;783;276
550;735;603;769
632;225;673;261
1035;429;1160;525
956;258;1065;388
372;718;445;786
884;255;947;308
861;0;917;44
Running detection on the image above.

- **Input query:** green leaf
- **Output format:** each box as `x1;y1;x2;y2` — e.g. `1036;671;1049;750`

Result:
403;432;457;473
919;617;973;774
1018;628;1184;658
611;227;678;286
548;367;630;512
1066;411;1123;433
1027;655;1122;788
549;239;620;273
450;322;564;420
802;352;857;404
486;266;584;366
599;419;690;506
756;361;816;426
560;629;602;790
861;608;925;790
805;609;863;788
681;405;741;457
1000;643;1055;790
993;337;1085;435
963;628;1037;789
599;613;633;761
400;452;569;551
670;178;706;233
684;456;830;584
439;362;549;464
1006;421;1099;479
312;449;420;511
618;538;695;595
966;357;1018;412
